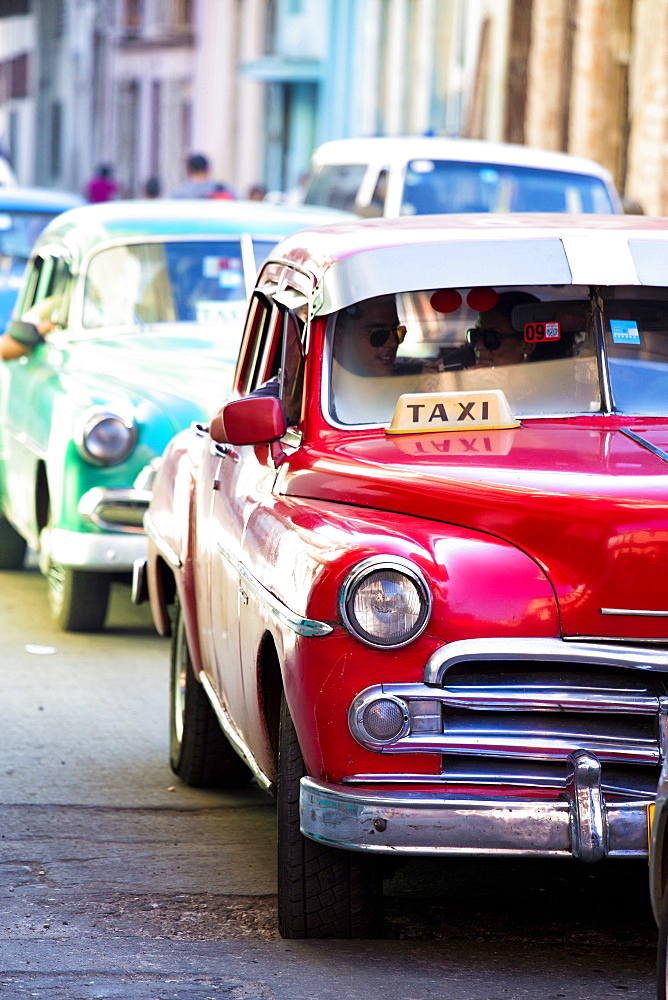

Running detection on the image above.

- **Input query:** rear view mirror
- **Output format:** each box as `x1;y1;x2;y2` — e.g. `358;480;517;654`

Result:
211;394;287;447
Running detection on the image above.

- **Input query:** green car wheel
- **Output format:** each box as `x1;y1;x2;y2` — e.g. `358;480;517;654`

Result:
46;561;111;632
0;516;27;569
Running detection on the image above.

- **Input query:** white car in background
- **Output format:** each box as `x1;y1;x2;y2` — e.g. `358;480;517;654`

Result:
303;136;623;217
0;157;18;187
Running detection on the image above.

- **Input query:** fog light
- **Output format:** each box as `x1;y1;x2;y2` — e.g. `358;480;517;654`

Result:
356;696;409;745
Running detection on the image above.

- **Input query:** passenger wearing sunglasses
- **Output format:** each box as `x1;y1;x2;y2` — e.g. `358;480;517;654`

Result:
334;295;407;376
467;290;538;368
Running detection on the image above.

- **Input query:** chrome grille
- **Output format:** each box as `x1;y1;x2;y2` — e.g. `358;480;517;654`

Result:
347;638;668;798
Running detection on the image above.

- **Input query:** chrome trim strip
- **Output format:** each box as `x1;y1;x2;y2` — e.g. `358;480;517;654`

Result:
424;637;668;685
199;671;273;791
601;607;668;617
362;680;658;715
349;730;658;764
341;772;651;798
217;542;333;637
620;426;668;464
299;777;649;858
565;635;668;647
143;511;181;570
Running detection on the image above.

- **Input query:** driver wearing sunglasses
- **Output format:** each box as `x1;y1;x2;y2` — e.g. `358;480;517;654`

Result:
334;295;406;376
467;291;537;367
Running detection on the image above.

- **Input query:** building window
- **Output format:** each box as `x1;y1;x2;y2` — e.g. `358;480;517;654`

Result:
8;111;18;167
1;1;30;15
150;80;161;176
50;101;62;177
11;54;28;99
171;0;194;29
265;0;277;54
53;0;65;37
123;0;144;30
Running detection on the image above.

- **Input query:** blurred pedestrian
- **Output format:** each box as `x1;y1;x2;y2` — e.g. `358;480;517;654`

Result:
86;164;119;203
247;184;267;201
171;153;231;199
143;177;161;199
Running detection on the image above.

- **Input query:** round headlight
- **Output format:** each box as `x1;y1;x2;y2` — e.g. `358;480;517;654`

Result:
341;557;431;648
76;410;137;466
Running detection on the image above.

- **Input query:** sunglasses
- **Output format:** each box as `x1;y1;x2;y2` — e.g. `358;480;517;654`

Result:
367;324;407;347
466;327;522;351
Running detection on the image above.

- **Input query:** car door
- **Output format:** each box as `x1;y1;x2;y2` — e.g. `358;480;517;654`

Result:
0;253;73;543
206;288;306;755
192;291;277;742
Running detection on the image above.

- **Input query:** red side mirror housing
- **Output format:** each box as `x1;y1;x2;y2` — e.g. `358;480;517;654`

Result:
211;394;287;447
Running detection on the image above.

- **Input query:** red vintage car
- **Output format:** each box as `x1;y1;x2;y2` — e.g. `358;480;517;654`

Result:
138;213;668;939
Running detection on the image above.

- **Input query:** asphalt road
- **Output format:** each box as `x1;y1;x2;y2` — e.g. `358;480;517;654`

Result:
0;563;658;999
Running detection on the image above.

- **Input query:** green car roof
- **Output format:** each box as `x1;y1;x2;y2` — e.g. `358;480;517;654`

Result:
33;198;352;264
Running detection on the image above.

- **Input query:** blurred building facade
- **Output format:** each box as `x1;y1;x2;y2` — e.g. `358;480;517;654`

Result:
0;0;665;214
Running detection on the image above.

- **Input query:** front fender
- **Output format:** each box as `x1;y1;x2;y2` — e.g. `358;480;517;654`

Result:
245;496;559;645
242;496;560;780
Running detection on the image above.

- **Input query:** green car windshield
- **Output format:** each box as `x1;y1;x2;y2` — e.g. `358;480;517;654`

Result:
82;239;275;328
328;285;668;425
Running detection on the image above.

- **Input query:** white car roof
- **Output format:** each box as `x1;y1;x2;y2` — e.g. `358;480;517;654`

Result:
310;136;615;182
268;213;668;314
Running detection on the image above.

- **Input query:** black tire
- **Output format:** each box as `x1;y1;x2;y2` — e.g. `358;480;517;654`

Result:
0;516;27;569
47;563;111;632
169;599;252;789
277;694;383;939
658;888;668;1000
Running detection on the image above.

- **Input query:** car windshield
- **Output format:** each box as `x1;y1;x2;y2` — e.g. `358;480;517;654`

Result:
82;239;275;328
303;164;368;212
327;285;668;426
401;160;615;214
0;210;57;263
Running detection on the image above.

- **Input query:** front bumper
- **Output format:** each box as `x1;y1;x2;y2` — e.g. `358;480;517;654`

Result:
300;749;650;861
49;526;147;571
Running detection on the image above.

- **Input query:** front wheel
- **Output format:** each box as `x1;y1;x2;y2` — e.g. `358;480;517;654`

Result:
277;694;383;939
46;562;111;632
169;598;252;789
0;516;27;569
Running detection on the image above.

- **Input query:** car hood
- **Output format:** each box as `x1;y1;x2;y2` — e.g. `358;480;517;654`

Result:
57;325;238;431
282;418;668;641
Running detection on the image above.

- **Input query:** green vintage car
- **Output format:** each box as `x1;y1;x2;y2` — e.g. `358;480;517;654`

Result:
0;198;349;631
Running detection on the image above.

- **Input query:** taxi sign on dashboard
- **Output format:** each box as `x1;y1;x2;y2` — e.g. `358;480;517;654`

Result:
386;389;519;435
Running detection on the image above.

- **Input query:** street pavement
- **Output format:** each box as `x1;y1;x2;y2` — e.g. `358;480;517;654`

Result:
0;563;658;999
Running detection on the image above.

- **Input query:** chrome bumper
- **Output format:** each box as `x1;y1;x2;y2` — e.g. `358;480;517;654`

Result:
300;750;650;861
49;526;147;571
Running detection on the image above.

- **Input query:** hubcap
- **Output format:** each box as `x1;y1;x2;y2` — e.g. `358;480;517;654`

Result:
172;618;187;746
